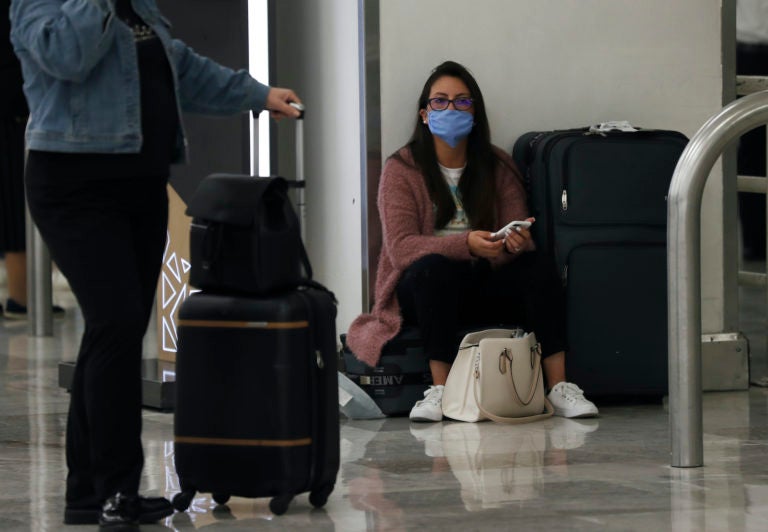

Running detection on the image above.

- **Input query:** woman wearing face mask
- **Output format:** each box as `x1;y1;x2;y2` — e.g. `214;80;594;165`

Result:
346;61;598;422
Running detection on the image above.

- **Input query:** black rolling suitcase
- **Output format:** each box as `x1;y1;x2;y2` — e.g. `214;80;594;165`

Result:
172;288;339;515
173;107;340;515
512;124;688;398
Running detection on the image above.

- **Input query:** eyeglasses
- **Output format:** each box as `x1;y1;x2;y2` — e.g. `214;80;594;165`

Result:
427;97;474;111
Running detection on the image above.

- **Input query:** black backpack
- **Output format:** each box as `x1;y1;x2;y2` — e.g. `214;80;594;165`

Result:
186;174;312;295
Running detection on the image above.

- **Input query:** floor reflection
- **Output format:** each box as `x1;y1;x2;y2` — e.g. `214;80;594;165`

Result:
2;288;768;531
440;422;546;511
27;347;54;532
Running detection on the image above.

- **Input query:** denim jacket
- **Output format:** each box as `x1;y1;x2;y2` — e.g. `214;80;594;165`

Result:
9;0;270;161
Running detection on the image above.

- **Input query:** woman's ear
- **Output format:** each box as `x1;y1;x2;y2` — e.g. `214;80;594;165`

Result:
419;109;428;124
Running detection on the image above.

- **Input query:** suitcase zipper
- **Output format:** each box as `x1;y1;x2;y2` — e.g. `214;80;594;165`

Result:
562;241;665;287
527;129;587;248
535;130;587;217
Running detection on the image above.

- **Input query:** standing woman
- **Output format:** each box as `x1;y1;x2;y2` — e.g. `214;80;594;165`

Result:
10;0;302;528
346;61;598;423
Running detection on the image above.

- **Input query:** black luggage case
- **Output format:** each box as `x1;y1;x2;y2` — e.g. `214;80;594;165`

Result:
187;175;305;296
512;127;688;398
341;327;432;416
172;288;339;514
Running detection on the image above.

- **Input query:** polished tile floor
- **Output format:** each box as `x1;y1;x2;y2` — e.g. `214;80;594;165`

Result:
1;278;767;531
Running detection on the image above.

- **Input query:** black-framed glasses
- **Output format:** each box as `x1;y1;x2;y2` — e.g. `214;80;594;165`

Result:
427;97;474;111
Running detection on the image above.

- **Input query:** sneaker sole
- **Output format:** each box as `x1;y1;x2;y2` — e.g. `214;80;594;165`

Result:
409;415;443;422
553;407;599;419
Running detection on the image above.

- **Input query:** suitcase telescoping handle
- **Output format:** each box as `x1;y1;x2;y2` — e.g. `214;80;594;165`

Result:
253;102;307;240
290;102;307;242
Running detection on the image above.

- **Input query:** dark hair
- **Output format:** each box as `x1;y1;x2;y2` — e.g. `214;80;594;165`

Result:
396;60;502;230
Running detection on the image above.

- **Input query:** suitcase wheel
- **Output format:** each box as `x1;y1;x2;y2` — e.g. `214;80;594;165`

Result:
309;484;334;508
269;494;293;515
172;490;196;512
212;493;230;505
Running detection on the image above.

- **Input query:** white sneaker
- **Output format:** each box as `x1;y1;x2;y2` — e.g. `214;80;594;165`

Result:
547;382;599;418
409;385;444;422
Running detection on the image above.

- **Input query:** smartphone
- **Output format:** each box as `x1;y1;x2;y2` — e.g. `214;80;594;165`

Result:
489;220;532;241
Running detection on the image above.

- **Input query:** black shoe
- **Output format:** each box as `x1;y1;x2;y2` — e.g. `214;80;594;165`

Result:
99;493;139;530
65;494;173;526
133;496;174;523
3;297;66;320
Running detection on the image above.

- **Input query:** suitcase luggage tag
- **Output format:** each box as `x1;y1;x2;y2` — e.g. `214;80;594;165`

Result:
587;121;639;136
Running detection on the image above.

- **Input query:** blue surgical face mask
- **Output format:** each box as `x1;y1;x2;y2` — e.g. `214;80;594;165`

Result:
427;109;474;148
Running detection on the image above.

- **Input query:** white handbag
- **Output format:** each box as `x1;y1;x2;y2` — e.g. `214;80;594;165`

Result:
442;329;554;423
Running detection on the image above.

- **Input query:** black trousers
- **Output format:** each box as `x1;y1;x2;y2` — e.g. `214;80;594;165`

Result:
25;161;168;506
396;251;567;364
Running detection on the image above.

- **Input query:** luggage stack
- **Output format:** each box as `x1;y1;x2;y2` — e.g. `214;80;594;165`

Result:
512;124;688;399
172;112;340;516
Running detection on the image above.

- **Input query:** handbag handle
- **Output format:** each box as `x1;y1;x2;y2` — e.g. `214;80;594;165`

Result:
473;354;554;424
501;344;541;407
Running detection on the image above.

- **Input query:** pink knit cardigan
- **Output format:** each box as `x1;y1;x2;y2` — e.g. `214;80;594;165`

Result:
346;145;530;367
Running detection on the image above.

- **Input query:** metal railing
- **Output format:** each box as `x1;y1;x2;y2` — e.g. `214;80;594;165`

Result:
24;150;53;337
736;75;768;292
668;88;768;468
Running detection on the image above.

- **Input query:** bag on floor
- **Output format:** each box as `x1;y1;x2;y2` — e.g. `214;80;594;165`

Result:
341;327;433;416
442;329;553;423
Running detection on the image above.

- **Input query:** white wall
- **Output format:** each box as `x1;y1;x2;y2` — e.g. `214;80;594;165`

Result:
381;0;722;153
272;0;732;336
380;0;730;333
273;0;364;336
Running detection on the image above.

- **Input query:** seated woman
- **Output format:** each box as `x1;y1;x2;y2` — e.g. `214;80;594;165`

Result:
346;60;598;422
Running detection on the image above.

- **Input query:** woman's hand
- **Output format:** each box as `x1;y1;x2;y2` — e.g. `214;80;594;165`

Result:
266;87;303;120
467;231;505;259
503;217;535;255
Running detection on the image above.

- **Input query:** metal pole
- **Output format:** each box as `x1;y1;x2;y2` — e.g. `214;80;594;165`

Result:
25;203;53;337
668;89;768;467
764;116;768;387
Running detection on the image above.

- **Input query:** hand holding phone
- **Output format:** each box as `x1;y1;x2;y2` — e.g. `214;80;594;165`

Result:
489;220;533;241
